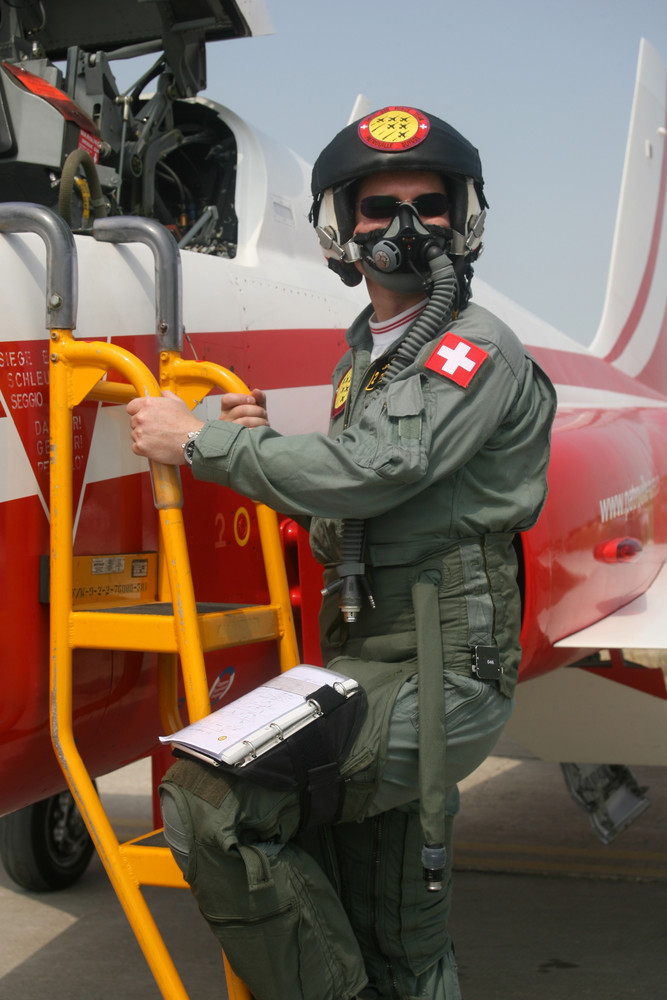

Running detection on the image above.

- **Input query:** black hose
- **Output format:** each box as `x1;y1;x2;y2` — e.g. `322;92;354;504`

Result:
382;249;458;382
333;250;458;623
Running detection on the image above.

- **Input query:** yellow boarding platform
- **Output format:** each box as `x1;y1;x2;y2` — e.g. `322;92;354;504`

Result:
1;204;297;1000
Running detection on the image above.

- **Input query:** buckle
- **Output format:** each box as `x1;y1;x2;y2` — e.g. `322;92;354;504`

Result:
471;645;502;680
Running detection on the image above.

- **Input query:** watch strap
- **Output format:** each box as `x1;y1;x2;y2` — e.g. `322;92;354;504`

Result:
182;429;201;466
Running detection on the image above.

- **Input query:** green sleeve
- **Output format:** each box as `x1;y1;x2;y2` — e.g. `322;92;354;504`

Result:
191;337;550;522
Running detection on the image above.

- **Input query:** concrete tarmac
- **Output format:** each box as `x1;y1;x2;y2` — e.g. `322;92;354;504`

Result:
1;737;666;1000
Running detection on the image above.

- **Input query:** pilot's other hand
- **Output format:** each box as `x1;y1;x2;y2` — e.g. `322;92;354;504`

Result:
219;388;269;427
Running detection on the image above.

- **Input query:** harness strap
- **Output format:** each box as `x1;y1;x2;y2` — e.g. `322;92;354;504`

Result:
411;569;447;856
284;684;351;833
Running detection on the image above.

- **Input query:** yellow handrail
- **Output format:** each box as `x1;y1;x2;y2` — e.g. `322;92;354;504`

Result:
49;330;197;999
49;334;286;1000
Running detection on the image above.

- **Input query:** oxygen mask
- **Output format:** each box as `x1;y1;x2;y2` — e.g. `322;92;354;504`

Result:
355;200;451;293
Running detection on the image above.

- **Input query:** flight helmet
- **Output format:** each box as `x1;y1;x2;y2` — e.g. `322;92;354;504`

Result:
310;106;487;303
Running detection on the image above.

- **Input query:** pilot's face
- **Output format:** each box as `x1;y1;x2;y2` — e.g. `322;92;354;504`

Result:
353;170;450;235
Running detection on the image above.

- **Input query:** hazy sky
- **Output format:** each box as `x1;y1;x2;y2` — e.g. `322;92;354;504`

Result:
119;0;667;346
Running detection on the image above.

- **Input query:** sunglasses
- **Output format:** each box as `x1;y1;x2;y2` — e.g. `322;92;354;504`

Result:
358;192;449;220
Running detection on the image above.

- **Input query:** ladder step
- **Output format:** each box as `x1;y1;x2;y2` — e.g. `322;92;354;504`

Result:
70;602;282;652
118;830;186;888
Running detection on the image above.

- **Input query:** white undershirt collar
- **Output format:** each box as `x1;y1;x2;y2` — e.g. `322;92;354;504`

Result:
369;298;429;362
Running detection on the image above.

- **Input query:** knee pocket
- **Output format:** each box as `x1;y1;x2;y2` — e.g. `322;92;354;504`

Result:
197;843;366;1000
158;780;367;1000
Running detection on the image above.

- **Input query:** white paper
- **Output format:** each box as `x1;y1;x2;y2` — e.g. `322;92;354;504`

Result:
159;664;357;766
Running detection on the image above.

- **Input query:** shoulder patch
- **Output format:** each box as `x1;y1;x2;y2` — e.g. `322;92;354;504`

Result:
331;367;352;417
424;333;488;387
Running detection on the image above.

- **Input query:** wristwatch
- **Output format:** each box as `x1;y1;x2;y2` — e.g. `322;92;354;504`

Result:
182;429;201;466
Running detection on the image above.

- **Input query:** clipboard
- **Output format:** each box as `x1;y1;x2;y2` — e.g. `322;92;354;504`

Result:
160;664;360;768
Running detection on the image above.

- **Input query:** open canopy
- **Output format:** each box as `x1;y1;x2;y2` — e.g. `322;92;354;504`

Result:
0;0;273;62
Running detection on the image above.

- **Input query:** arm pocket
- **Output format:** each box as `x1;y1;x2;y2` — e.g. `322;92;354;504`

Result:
373;374;430;481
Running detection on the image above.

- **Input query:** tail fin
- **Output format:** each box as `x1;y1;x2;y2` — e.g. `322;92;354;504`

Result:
589;39;667;397
347;94;371;125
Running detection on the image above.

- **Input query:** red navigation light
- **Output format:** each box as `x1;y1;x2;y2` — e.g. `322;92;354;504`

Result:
594;537;643;563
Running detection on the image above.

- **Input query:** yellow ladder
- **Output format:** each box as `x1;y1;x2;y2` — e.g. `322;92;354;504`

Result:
2;205;299;999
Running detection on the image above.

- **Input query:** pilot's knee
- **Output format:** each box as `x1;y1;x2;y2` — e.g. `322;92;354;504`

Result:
160;785;193;878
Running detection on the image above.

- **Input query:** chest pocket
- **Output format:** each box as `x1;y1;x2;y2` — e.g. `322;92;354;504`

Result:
359;374;430;482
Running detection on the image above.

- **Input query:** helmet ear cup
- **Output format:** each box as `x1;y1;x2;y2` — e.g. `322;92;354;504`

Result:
443;176;467;241
332;182;358;245
313;184;361;270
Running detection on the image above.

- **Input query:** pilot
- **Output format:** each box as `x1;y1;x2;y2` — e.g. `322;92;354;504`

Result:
127;106;557;1000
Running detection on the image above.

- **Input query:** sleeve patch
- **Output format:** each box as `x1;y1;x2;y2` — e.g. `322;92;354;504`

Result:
424;333;488;387
331;366;352;417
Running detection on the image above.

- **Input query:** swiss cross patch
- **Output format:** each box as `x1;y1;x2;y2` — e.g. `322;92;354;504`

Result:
424;333;488;387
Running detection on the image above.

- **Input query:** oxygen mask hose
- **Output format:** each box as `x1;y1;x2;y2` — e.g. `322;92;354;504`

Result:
382;247;458;383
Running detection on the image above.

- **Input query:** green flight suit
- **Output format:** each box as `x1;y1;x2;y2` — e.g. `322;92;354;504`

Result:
160;300;557;1000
